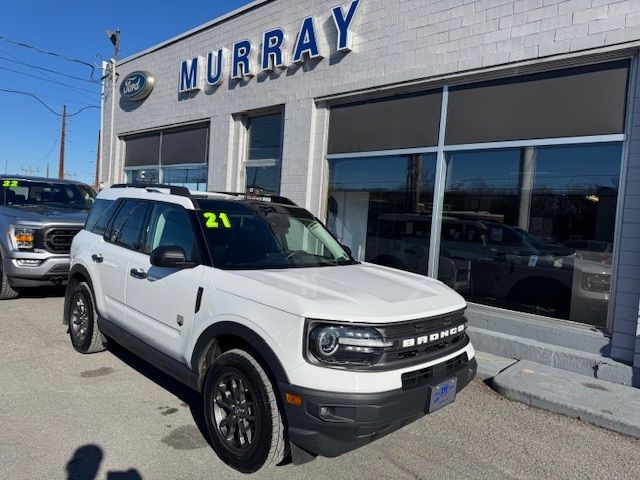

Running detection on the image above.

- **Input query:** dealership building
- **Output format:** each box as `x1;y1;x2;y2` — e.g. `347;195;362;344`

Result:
100;0;640;386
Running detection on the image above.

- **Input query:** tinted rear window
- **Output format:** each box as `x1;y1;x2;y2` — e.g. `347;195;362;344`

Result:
85;199;117;236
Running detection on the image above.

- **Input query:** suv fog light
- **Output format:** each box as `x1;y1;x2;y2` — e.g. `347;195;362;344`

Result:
16;259;43;266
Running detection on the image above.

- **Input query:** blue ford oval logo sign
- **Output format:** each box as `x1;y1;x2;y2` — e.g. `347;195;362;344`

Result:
119;71;155;101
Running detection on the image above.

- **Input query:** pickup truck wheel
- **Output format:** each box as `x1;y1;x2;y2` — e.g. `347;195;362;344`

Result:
203;349;286;473
0;256;19;300
67;282;107;353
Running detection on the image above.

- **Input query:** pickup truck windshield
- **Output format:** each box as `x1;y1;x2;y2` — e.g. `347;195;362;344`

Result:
1;179;95;210
197;199;356;270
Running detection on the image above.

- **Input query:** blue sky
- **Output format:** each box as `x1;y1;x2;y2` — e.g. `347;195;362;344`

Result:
1;0;252;185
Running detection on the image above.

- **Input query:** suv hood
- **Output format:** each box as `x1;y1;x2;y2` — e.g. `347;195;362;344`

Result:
217;262;466;323
0;205;88;226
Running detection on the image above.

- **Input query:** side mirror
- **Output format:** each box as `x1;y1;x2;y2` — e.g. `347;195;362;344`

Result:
150;246;196;269
341;244;352;257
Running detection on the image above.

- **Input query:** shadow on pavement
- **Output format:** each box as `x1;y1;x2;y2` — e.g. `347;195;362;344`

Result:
66;444;142;480
106;342;210;445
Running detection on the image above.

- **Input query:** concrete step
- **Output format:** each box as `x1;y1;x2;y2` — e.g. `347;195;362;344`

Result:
467;306;611;356
491;360;640;439
468;326;635;385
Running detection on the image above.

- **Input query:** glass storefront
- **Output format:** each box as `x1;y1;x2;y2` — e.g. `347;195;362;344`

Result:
161;165;208;191
438;143;620;327
326;61;629;329
123;123;209;190
245;112;283;195
126;167;159;185
328;154;436;267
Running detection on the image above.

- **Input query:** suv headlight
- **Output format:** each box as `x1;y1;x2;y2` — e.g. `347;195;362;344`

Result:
582;273;610;293
306;321;393;368
10;226;37;251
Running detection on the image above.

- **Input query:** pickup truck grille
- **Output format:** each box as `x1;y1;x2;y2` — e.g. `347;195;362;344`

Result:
372;309;469;370
38;227;82;254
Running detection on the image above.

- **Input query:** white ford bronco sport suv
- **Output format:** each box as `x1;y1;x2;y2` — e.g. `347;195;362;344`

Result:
64;184;476;473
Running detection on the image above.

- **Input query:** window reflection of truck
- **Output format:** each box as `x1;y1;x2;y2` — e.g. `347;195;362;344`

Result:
369;213;611;325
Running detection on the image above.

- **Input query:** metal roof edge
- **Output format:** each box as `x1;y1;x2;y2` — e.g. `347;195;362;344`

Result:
118;0;274;66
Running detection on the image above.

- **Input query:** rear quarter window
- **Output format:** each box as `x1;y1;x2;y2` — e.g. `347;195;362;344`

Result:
85;199;117;236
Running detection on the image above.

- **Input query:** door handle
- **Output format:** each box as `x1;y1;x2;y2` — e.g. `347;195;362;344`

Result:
91;254;103;263
129;268;148;279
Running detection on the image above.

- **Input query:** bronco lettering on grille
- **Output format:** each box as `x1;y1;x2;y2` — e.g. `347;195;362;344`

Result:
401;324;465;349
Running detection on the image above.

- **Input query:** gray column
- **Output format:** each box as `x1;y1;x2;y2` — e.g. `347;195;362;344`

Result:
518;147;536;231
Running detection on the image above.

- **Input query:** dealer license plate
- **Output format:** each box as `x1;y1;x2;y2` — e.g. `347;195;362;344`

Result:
427;378;458;413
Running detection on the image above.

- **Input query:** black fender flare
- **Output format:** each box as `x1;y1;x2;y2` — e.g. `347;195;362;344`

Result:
64;264;95;325
191;321;290;385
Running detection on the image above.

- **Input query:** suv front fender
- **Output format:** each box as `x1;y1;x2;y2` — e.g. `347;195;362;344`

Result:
191;321;290;388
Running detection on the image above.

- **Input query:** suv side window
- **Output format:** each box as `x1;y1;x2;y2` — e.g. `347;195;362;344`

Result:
106;199;150;250
85;199;117;236
143;203;201;263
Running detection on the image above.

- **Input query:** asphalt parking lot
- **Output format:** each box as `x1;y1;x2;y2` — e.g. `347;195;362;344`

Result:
1;290;639;480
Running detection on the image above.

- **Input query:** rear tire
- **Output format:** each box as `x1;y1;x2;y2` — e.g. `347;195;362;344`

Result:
0;255;19;300
67;282;107;353
203;349;286;473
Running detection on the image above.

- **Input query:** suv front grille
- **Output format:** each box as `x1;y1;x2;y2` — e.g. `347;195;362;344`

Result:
372;309;469;370
39;227;81;254
401;352;469;391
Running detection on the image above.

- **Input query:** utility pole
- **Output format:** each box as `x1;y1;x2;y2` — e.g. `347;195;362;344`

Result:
58;104;66;179
106;29;120;186
94;129;101;190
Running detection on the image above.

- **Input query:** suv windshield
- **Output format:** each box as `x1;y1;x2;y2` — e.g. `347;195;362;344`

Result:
1;179;95;210
197;199;356;269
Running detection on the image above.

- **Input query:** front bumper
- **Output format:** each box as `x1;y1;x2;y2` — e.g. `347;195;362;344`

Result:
280;353;477;458
2;254;70;287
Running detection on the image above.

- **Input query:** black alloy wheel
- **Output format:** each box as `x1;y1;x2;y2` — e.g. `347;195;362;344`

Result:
203;349;286;473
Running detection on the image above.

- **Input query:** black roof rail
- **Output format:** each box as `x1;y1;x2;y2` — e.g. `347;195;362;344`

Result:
205;191;297;206
110;183;192;198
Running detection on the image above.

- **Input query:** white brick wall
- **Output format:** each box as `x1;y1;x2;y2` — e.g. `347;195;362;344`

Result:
103;0;640;369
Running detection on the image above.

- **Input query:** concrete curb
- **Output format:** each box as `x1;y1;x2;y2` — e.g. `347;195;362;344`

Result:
474;351;518;380
491;359;640;439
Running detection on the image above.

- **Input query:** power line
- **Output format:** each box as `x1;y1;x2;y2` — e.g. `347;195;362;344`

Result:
0;35;96;80
0;65;99;100
0;50;101;84
0;88;99;117
0;47;101;104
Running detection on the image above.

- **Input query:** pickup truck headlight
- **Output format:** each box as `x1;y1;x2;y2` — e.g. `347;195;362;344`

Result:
306;321;393;368
10;227;37;251
581;273;610;293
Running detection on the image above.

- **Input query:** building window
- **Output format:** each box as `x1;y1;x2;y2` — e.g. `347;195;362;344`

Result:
126;168;159;185
245;112;283;195
327;154;437;265
438;143;621;328
326;60;628;330
123;123;209;190
161;165;208;191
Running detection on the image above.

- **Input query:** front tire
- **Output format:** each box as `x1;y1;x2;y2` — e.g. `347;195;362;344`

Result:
203;349;286;473
67;281;107;353
0;255;19;300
